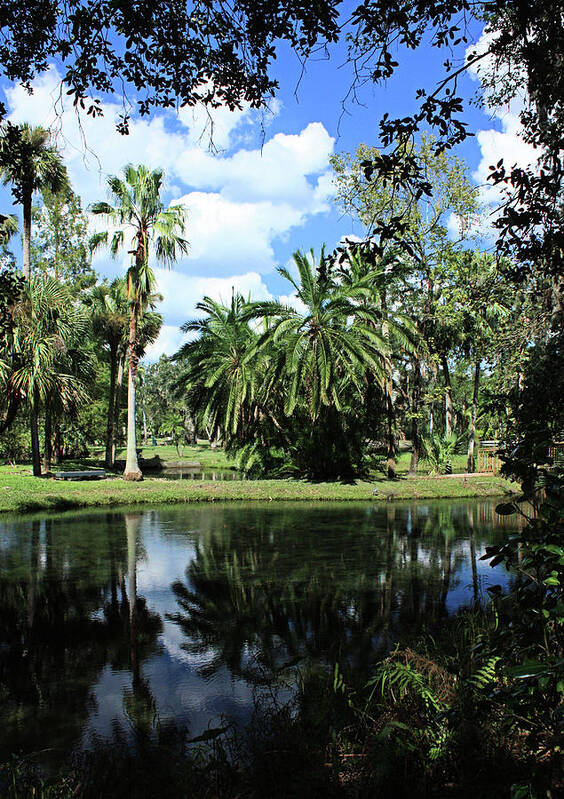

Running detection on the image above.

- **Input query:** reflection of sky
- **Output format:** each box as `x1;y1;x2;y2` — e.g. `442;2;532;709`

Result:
84;518;293;744
445;539;512;613
84;653;266;746
0;501;519;754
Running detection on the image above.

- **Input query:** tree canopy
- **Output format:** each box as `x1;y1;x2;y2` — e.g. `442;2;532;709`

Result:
2;1;559;291
0;0;340;130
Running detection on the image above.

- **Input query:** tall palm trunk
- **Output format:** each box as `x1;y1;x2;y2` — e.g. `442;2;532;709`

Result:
142;405;148;443
30;391;41;477
22;188;32;281
382;290;396;479
441;354;453;436
385;381;396;479
53;424;62;464
24;186;42;475
0;395;21;435
112;352;125;465
43;407;52;472
408;359;422;475
124;308;142;480
466;359;480;473
105;343;118;468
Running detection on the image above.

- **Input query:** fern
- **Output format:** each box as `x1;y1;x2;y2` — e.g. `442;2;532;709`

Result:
368;661;444;712
421;432;460;475
466;656;501;690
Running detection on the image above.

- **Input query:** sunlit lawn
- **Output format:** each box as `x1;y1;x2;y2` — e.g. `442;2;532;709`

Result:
88;440;232;469
87;442;471;475
0;463;515;516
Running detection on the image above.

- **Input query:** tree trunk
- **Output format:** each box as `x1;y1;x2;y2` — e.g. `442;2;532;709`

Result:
441;354;453;437
111;352;125;466
408;359;422;475
466;359;480;473
125;513;140;682
30;393;41;477
382;290;395;479
551;273;564;331
23;188;40;474
105;344;118;468
0;394;21;435
189;414;197;445
53;424;62;464
386;381;396;479
43;406;52;473
468;506;479;605
22;189;32;281
124;310;142;481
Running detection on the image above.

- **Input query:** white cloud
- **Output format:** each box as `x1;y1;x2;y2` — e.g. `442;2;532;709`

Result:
473;114;538;203
173;122;334;205
4;65;338;357
465;29;539;236
144;269;274;360
279;293;308;315
466;30;538;186
143;325;191;361
5;67;257;204
5;66;335;281
176;186;332;277
154;268;273;326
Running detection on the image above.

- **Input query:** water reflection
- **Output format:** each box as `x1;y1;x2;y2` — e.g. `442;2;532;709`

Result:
158;468;243;480
167;502;515;683
0;500;518;765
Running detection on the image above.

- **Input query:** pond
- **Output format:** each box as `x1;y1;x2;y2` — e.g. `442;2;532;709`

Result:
157;467;244;480
0;499;518;768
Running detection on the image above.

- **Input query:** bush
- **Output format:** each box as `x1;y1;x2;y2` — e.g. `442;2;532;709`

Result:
0;416;29;463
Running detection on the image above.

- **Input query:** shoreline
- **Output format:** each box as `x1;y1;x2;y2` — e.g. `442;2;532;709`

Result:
0;467;516;515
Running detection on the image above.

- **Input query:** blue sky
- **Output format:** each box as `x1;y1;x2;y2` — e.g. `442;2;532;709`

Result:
0;18;534;359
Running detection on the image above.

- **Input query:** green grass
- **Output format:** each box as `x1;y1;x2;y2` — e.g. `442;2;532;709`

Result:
390;450;469;474
87;441;233;469
0;462;517;515
85;443;473;475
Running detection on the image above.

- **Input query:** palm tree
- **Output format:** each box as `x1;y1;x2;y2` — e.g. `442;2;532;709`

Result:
0;123;68;281
336;244;419;477
176;293;260;443
0;124;68;474
90;165;188;480
8;274;89;475
0;213;18;246
242;248;399;478
86;279;129;467
42;323;94;472
251;249;389;422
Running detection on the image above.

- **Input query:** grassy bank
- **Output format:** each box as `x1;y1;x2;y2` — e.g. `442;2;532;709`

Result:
88;443;471;474
88;442;234;469
0;463;515;515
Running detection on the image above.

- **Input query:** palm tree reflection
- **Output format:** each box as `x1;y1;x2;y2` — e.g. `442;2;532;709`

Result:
122;512;159;737
0;511;162;761
167;503;501;684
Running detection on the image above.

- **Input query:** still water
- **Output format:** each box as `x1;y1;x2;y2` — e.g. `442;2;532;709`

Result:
0;500;517;765
158;467;243;480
